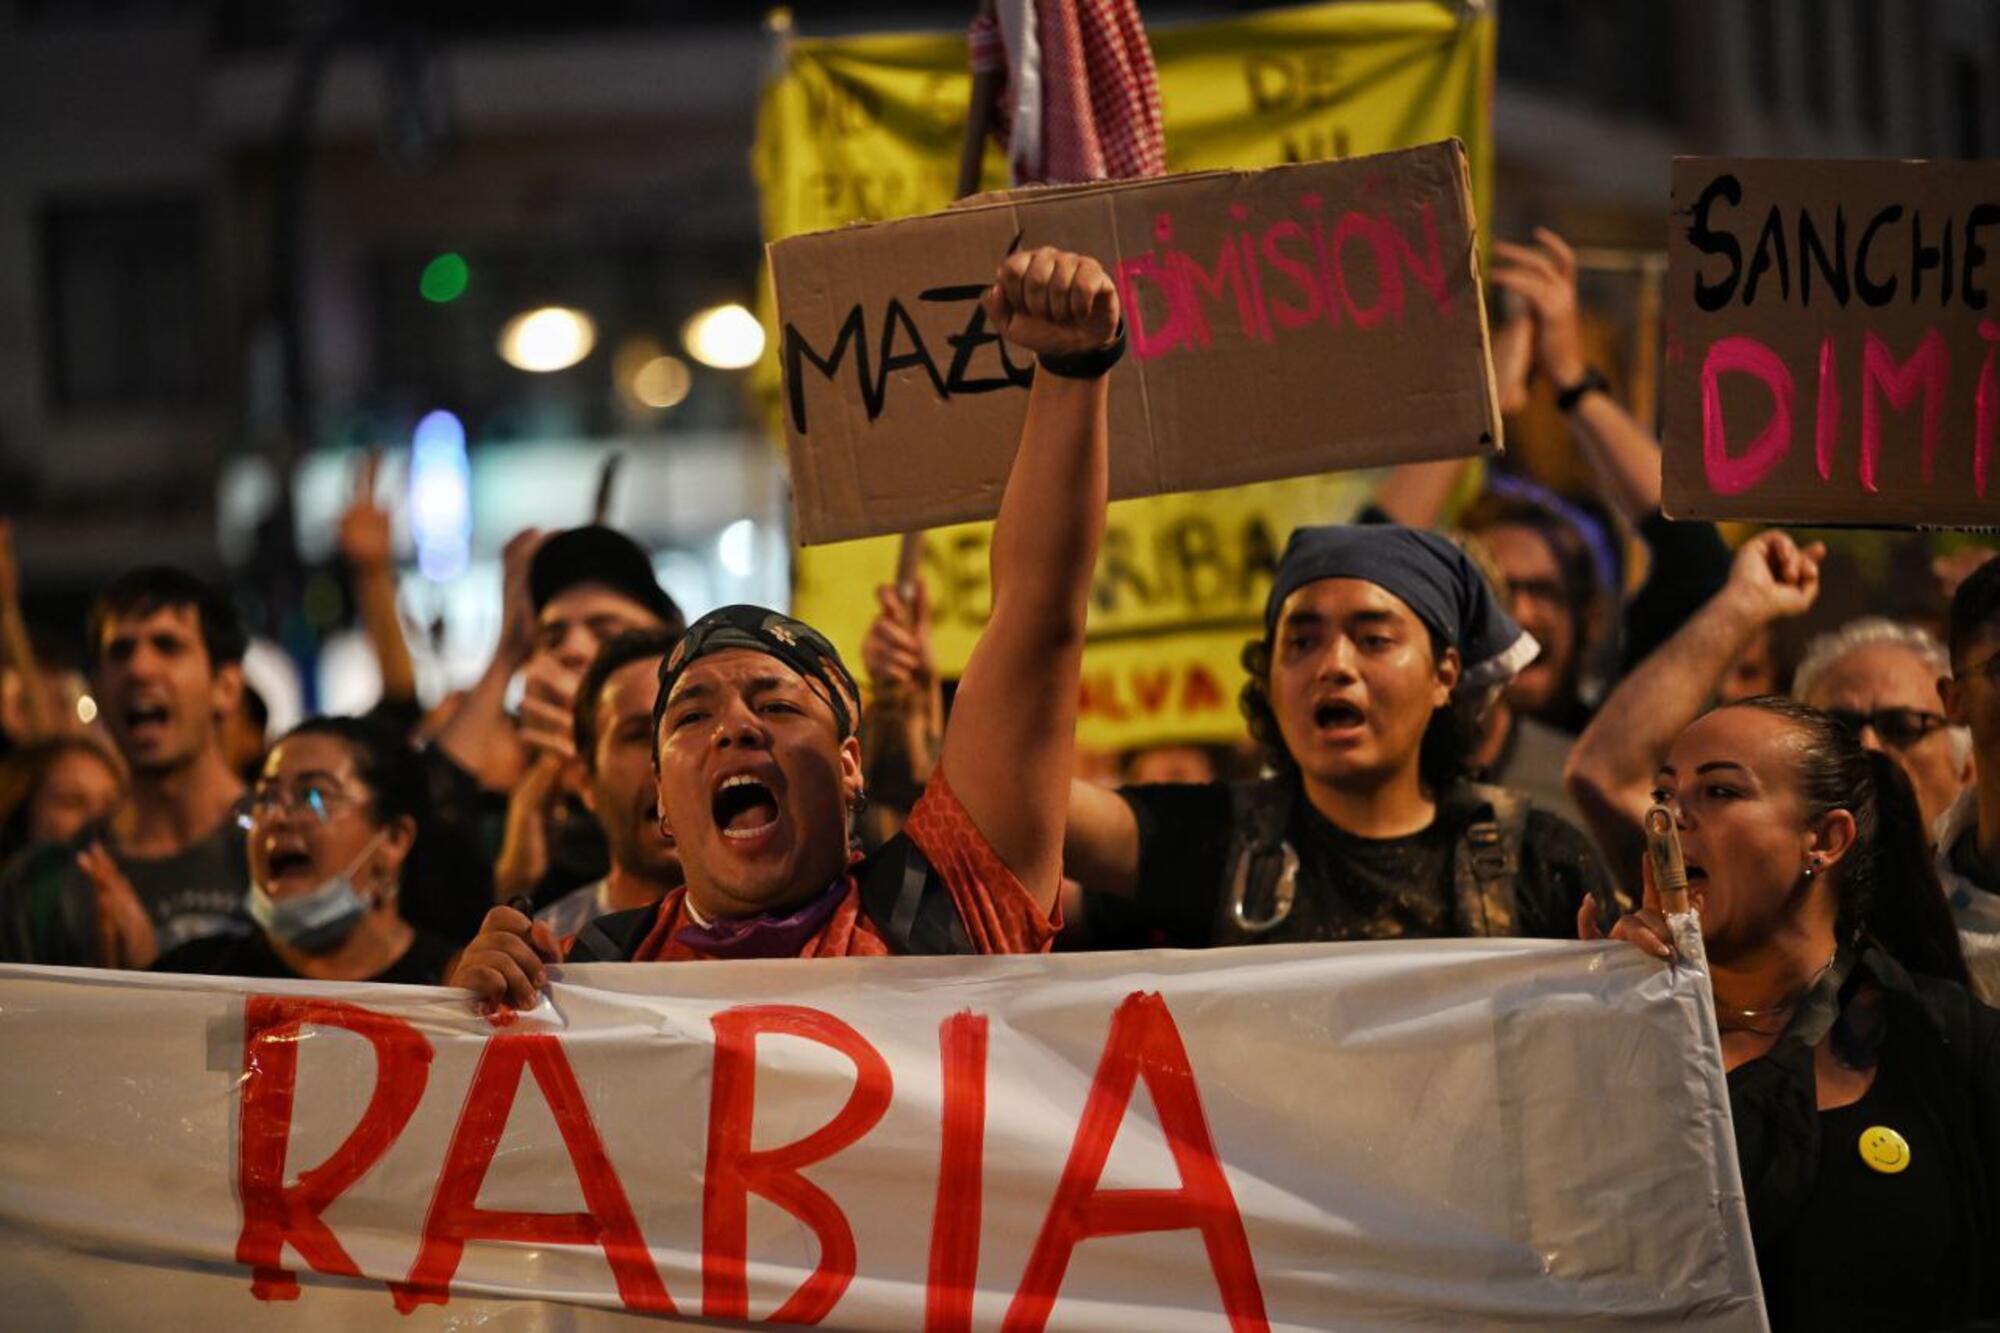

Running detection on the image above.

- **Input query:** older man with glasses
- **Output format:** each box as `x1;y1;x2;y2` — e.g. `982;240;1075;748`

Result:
1938;556;2000;1003
1791;617;1972;837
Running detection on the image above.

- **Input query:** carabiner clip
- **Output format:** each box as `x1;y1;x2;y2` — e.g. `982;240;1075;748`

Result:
1227;841;1300;933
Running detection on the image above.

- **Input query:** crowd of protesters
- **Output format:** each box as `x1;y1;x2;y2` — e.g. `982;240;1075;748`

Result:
2;237;1998;1330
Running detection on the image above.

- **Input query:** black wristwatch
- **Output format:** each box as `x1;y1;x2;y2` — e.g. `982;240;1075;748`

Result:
1555;366;1609;413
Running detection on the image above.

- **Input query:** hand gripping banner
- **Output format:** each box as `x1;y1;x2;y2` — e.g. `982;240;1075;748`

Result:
0;941;1763;1329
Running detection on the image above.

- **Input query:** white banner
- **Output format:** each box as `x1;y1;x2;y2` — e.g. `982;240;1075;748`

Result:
0;942;1763;1330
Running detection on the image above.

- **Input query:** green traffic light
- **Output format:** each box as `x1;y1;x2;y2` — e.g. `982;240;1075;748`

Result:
420;252;470;304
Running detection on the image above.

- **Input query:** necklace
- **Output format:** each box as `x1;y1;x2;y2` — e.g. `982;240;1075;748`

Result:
1714;954;1838;1035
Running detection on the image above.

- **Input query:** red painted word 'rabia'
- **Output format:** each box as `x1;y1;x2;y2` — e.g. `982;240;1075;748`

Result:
391;1032;674;1315
701;1005;893;1323
235;996;433;1301
230;991;1269;1324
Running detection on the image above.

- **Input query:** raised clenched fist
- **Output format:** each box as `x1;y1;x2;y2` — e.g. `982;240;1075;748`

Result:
981;247;1121;361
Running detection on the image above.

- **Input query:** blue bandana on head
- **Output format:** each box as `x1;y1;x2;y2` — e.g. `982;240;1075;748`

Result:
1263;524;1539;696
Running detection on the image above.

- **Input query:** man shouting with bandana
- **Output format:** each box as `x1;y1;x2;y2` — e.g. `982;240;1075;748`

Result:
451;245;1120;1004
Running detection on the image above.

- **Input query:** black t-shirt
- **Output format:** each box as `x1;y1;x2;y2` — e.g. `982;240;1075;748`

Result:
1729;955;2000;1328
1765;1050;1959;1331
152;927;459;986
0;811;251;965
418;746;607;939
1088;781;1604;948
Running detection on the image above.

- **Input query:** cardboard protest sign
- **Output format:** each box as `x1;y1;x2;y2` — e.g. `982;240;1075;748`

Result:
770;139;1499;545
793;469;1384;749
1665;157;2000;528
0;944;1763;1328
764;7;1495;749
750;1;1496;433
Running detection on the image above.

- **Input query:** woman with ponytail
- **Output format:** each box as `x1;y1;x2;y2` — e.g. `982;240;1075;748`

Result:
1584;695;2000;1330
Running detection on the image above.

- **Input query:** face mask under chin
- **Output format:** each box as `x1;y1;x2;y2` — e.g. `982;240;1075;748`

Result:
245;830;391;953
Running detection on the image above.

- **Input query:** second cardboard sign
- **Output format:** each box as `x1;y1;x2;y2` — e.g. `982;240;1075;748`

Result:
1664;156;2000;529
769;139;1500;545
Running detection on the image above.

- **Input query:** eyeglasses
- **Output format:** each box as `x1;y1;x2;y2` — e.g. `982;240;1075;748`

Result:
1825;707;1949;750
247;778;360;824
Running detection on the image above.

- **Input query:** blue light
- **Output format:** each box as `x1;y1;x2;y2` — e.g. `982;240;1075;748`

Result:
409;410;471;582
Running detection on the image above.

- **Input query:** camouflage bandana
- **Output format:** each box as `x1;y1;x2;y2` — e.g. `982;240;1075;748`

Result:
654;604;860;742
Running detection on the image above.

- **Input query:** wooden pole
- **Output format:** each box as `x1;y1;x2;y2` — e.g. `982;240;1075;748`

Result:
954;0;1001;198
592;453;623;526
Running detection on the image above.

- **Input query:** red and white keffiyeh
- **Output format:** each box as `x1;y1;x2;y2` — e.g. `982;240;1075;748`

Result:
969;0;1165;186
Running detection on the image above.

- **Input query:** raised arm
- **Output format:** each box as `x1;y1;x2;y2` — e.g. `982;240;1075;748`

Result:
433;528;541;789
940;247;1118;910
0;520;54;742
859;580;944;793
1490;228;1661;522
1565;531;1823;879
1373;458;1474;529
338;455;418;709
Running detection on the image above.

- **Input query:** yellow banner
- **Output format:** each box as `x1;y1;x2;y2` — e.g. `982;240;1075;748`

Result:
761;1;1494;752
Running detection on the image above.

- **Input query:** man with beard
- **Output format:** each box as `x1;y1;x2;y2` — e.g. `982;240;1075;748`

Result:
452;244;1121;1002
532;629;683;939
0;567;252;963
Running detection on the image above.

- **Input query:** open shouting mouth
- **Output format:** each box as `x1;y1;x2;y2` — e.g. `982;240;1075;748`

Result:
712;772;781;844
260;839;318;888
1311;697;1366;737
125;701;171;743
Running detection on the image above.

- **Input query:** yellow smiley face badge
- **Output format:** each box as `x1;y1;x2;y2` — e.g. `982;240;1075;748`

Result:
1859;1126;1911;1174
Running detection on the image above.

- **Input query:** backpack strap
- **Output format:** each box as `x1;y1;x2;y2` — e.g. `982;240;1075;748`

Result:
857;835;975;956
1218;778;1299;941
565;906;659;963
1444;782;1530;937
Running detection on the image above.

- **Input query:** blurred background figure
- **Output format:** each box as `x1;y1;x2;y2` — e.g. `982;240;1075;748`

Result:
534;627;683;940
427;524;684;919
0;567;251;965
220;682;270;783
0;735;124;864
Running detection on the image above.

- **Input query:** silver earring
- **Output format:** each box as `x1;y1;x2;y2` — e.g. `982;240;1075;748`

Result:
1803;859;1817;879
